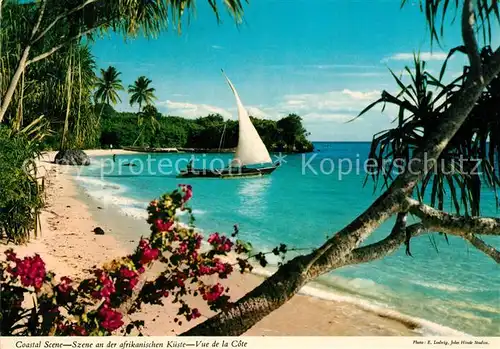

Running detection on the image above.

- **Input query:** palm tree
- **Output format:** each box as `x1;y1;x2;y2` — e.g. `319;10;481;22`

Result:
0;0;246;124
133;105;161;146
94;66;124;114
129;76;157;147
128;76;156;111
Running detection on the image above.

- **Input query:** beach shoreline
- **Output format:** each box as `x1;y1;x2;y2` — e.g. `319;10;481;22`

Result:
2;149;461;336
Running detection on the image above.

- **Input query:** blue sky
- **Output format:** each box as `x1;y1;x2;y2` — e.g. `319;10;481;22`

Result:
91;0;493;141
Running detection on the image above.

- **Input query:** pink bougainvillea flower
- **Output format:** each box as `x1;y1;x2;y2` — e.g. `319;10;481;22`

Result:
6;251;46;290
137;239;160;265
155;219;174;232
200;283;225;302
98;305;124;332
179;184;193;203
57;276;73;295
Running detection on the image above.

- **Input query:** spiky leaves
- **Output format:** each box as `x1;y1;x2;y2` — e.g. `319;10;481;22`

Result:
402;0;500;45
128;76;156;110
94;66;124;106
360;49;499;216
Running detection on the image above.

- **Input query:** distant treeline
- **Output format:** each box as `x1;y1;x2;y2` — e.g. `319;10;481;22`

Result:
96;105;314;152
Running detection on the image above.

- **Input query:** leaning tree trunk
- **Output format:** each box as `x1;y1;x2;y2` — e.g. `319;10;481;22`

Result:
133;126;144;146
60;53;73;150
13;71;25;132
0;46;31;124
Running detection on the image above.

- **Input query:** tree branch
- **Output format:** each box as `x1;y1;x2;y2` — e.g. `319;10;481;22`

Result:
406;198;500;236
406;198;500;263
30;0;47;41
31;0;99;45
484;45;500;81
461;0;482;80
464;235;500;263
26;28;95;66
336;215;423;267
346;222;427;265
306;190;405;279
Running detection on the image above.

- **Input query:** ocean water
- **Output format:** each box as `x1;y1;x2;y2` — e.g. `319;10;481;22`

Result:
74;142;500;336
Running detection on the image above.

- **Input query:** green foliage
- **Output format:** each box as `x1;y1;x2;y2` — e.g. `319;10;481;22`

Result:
1;2;99;150
0;126;45;244
360;49;499;216
133;104;161;146
0;185;261;336
1;0;248;149
276;114;312;152
94;66;124;107
98;108;313;152
128;76;156;110
403;0;500;45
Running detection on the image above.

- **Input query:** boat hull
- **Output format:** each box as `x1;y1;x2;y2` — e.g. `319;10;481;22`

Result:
177;165;278;179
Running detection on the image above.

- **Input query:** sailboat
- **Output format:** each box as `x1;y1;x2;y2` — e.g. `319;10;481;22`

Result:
178;72;280;179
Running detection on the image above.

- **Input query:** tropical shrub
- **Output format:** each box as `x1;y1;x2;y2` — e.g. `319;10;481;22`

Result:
0;126;45;244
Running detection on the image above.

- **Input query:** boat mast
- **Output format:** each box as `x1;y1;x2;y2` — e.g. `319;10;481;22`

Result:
218;120;227;152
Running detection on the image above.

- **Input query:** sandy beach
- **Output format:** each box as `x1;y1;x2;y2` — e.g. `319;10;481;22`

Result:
2;149;419;336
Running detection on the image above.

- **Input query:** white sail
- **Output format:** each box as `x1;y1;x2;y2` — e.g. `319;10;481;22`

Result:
223;72;273;167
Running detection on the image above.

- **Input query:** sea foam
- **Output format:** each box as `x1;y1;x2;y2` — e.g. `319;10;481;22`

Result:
251;267;470;337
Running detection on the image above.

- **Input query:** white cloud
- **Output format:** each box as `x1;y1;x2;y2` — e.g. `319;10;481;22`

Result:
246;106;275;119
156;89;396;141
276;89;381;116
336;72;387;77
211;45;223;50
382;51;448;62
341;89;380;100
300;113;354;122
157;100;232;119
215;88;384;140
304;64;379;70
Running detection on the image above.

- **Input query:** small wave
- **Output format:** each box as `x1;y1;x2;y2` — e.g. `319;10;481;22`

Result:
448;300;500;315
344;277;378;289
121;207;148;220
73;175;148;211
409;280;482;293
176;209;206;216
74;174;210;225
86;190;144;208
250;268;470;337
74;176;123;191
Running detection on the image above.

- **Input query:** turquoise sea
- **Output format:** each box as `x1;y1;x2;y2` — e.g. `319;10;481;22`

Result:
74;142;500;336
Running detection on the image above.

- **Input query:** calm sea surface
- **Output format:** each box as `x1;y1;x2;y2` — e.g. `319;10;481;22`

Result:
75;142;500;335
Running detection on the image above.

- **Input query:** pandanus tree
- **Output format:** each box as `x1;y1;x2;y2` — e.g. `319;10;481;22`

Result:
180;0;500;336
2;0;500;337
360;50;500;220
